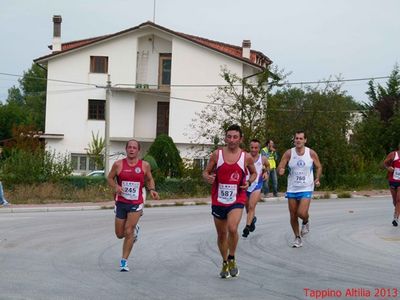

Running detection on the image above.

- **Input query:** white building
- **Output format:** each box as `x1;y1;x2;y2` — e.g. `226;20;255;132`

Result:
34;16;272;174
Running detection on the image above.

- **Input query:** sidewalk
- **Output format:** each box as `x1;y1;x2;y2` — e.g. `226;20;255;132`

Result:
0;190;391;213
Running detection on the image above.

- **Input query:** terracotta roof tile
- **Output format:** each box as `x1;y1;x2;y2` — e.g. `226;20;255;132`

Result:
37;22;271;68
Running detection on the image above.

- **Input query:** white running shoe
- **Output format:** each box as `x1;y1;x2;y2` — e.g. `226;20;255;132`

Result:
301;222;310;236
292;236;303;248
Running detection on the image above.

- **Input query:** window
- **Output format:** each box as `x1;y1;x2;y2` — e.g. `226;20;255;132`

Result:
71;154;103;173
88;99;105;120
156;102;169;136
193;158;208;170
90;56;108;73
158;53;171;88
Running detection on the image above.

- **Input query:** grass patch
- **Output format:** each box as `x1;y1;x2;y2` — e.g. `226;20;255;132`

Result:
195;201;208;205
337;191;352;198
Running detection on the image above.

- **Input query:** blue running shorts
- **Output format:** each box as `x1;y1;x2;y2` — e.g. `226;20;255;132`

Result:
285;191;313;200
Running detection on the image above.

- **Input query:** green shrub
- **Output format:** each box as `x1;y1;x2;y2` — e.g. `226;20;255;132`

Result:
1;149;72;185
147;134;183;177
157;177;209;198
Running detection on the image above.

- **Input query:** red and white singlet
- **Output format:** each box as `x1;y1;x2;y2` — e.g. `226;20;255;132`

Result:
116;159;145;204
211;149;247;206
388;151;400;183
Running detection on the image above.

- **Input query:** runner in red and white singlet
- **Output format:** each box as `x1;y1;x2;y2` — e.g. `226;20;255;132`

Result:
203;124;256;279
108;139;159;272
383;144;400;226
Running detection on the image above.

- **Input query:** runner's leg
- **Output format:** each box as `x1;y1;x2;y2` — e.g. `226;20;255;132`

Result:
288;199;300;237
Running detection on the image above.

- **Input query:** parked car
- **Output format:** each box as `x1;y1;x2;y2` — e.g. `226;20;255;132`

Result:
86;170;105;177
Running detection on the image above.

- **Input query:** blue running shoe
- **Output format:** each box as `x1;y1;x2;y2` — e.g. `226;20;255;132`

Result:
120;259;129;272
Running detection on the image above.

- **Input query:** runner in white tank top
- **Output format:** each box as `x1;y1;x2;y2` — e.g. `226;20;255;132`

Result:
277;131;322;248
242;139;270;238
287;147;314;193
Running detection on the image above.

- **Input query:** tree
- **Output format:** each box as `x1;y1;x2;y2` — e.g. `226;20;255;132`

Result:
0;89;27;142
355;64;400;157
0;64;47;142
147;134;183;177
190;66;285;148
266;84;361;187
18;63;47;131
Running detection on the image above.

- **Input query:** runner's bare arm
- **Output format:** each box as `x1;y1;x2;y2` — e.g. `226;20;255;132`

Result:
383;152;395;172
203;151;217;184
311;150;322;187
262;156;270;180
143;161;160;200
241;153;257;189
277;150;291;176
107;160;122;194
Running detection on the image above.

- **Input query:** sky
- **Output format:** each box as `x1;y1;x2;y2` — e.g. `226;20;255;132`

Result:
0;0;399;104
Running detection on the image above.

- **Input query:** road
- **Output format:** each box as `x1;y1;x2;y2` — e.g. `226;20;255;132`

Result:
0;197;399;300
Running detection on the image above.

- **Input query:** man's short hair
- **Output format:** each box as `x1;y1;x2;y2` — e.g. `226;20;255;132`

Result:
295;130;307;139
125;139;141;150
250;139;261;145
225;124;242;137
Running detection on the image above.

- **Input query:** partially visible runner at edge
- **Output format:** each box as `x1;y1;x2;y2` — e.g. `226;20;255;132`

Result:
107;139;159;272
242;139;270;238
277;130;322;248
383;142;400;227
203;124;257;278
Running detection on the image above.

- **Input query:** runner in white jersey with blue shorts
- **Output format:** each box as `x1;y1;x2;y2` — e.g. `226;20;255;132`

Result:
277;131;322;248
242;139;270;238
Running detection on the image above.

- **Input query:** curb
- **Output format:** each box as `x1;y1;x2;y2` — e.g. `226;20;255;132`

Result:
0;205;104;213
0;193;391;213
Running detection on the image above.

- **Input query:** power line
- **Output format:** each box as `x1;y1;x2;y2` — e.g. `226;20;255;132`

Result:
0;71;392;89
0;72;98;87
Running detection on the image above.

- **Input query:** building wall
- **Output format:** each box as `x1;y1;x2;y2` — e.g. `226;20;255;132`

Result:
169;37;244;144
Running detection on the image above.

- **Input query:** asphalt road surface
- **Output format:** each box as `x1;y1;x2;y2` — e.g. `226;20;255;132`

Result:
0;197;399;300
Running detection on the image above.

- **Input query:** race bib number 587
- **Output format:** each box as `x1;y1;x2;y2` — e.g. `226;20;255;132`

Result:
217;184;237;204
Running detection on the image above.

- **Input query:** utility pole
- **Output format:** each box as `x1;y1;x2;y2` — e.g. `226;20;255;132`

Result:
153;0;156;22
104;74;111;175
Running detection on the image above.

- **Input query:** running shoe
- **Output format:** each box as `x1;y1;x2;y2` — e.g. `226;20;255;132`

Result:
292;236;303;248
228;258;239;277
242;226;250;238
301;222;310;236
392;218;398;227
219;261;230;278
249;216;257;232
120;259;129;272
1;200;9;206
134;224;140;242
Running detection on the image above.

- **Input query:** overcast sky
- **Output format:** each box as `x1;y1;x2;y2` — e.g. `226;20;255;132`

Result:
1;0;399;103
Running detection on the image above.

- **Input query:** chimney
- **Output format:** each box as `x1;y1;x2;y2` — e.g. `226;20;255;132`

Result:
52;15;62;52
242;39;251;59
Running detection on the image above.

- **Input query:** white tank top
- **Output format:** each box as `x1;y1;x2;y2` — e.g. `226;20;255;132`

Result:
246;154;263;192
287;147;314;193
